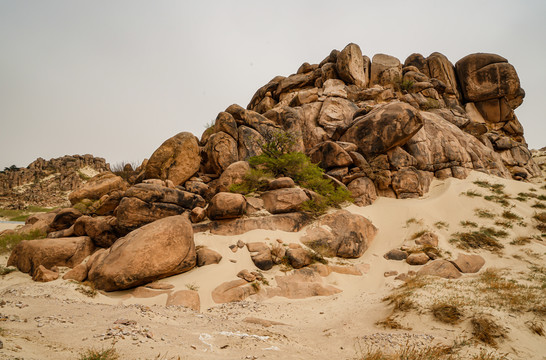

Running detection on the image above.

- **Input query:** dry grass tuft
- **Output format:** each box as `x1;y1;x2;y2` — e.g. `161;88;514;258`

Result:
357;344;455;360
431;302;463;324
471;315;505;346
526;319;544;336
510;236;532;246
78;347;119;360
474;208;495;219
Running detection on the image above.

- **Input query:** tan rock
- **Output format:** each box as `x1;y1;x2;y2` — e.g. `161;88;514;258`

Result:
73;215;118;248
69;172;126;205
237;126;265;161
207;192;246;220
196;247;222;267
243;317;287;327
370;54;402;86
203;131;238;174
193;212;311;235
415;232;439;247
347;177;377;206
406;252;430;265
62;263;88;282
391;168;433;199
451;253;485;273
336;43;367;88
211;279;258;303
114;197;185;233
301;210;377;258
144;132;200;186
427;52;460;99
8;236;95;275
384;249;408;260
32;265;59;282
317;97;359;137
216;161;251;192
286;248;312;269
261;188;309;214
340;102;423;157
88;215;196;291
417;259;462;279
145;281;174;290
190;207;206;223
124;183;205;209
268;177;295;190
166;290;200;311
266;268;342;299
237;269;257;282
308;141;353;169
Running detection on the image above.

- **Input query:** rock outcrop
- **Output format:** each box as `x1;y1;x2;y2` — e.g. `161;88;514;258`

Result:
0;155;109;208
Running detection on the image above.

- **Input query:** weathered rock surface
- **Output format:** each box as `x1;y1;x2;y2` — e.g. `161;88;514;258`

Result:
212;279;258;303
88;215;196;291
114;197;185;233
196;247;222;267
301;210;377;258
8;236;95;275
32;265;59;282
417;259;462;279
144;132;201;186
207;192;246;220
261;188;309;214
69;172;126;205
166;290;200;311
451;253;485;273
340;102;423;157
193;212;311;235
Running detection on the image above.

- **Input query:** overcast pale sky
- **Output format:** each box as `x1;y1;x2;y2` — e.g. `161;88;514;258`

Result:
1;0;545;170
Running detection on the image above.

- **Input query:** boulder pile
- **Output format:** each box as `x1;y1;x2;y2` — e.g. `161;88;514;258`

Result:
4;43;539;300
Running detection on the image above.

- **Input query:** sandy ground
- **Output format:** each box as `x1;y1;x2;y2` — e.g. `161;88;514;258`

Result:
1;171;545;359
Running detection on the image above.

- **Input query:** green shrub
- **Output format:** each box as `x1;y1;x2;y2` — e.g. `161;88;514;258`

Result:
238;130;352;215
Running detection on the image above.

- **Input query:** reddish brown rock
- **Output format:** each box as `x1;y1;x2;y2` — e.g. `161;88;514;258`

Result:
8;236;95;275
451;253;485;273
203;131;239;174
32;265;59;282
384;249;409;261
417;259;462;279
144;132;201;186
125;183;205;209
196;247;222;267
216;161;251;192
88;215;196;291
48;208;82;233
166;290;200;311
261;188;309;214
207;192;246;220
237;269;257;282
69;172;126;205
73;216;118;248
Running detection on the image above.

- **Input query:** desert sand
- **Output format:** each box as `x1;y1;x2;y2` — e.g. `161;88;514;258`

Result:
1;171;545;359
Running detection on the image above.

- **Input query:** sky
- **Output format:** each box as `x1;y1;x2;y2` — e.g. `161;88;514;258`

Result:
1;0;545;170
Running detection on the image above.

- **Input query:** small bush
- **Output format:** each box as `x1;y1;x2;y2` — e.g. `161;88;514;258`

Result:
229;168;272;194
474;208;495;219
76;281;98;298
501;210;522;220
0;230;46;254
510;236;532;246
526;320;544;336
471;316;505;346
434;221;449;230
421;98;440;110
78;347;119;360
449;230;504;252
460;220;478;228
0;265;16;276
532;202;546;209
431;302;463;324
461;190;482;198
398;79;414;92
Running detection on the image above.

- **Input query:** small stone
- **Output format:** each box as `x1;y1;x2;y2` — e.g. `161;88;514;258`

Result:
384;271;398;277
229;245;238;253
237;240;245;248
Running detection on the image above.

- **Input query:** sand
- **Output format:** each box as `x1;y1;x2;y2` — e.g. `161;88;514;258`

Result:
1;171;545;359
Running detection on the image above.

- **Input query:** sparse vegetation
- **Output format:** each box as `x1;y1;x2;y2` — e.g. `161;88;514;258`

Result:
78;347;119;360
356;344;455;360
110;161;140;184
471;315;505;346
449;228;504;252
474;208;495;219
531;201;546;209
233;130;352;215
510;236;532;246
398;79;414;92
434;221;449;230
76;281;98;298
460;220;478;228
461;190;482;198
0;205;53;222
0;229;46;254
501;210;521;220
493;220;513;229
410;230;427;240
421;98;441;110
431;302;463;324
0;265;16;276
526;319;544;336
185;282;199;291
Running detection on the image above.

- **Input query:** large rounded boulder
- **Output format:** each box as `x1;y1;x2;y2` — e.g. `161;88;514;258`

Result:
69;172;126;205
144;132;201;186
88;215;196;291
340;102;423;157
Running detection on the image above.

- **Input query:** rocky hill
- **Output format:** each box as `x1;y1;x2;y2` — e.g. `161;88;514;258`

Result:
2;43;545;359
0;155;109;209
